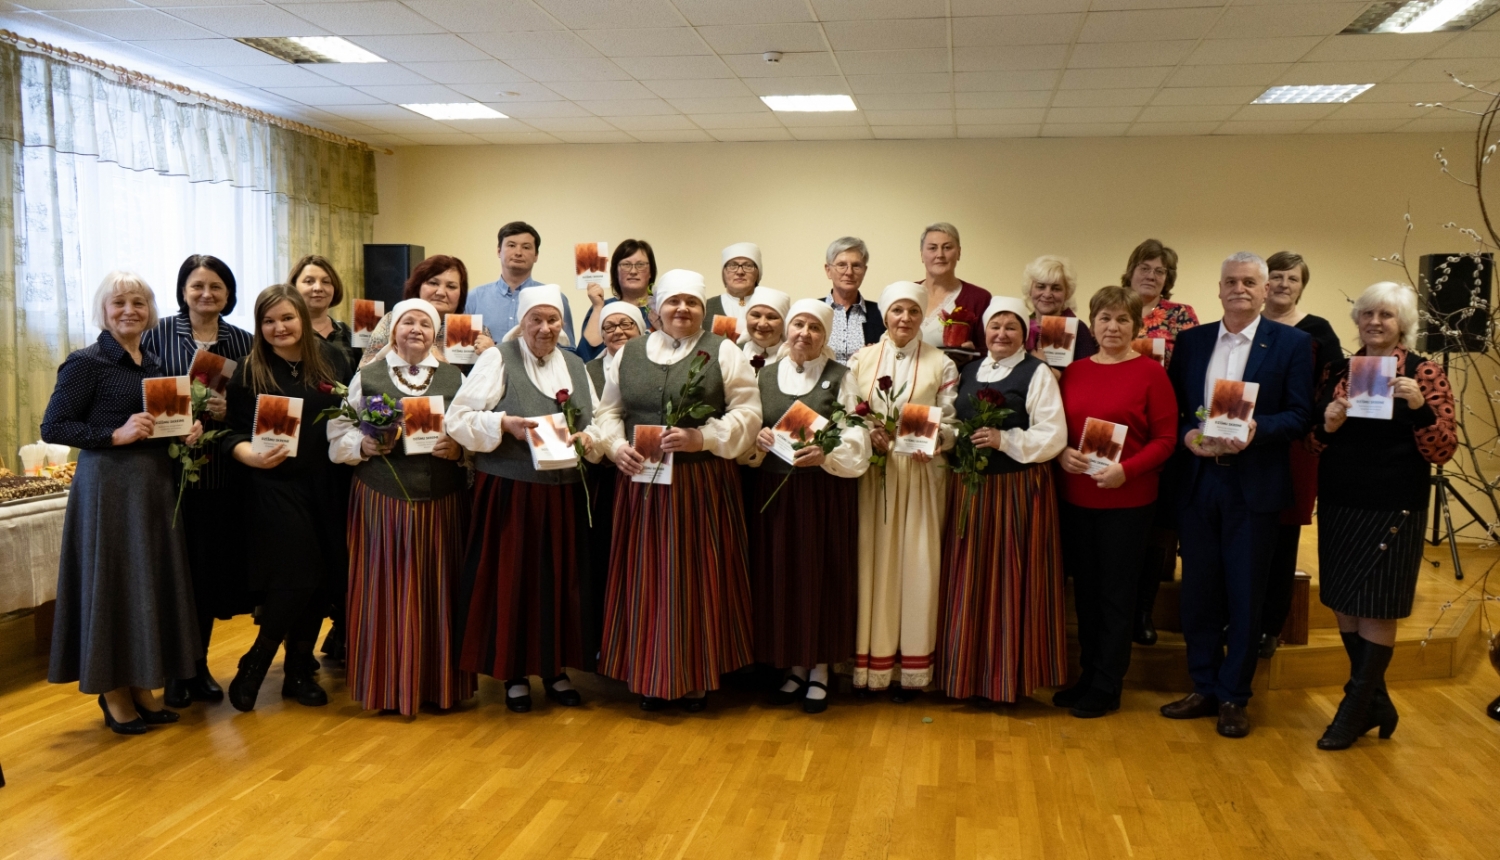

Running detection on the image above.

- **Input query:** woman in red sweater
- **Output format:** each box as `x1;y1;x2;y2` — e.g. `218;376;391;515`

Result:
1054;286;1178;719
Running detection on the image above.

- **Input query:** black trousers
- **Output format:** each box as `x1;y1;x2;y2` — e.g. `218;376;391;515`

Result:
1260;523;1302;637
254;587;327;655
1062;501;1156;695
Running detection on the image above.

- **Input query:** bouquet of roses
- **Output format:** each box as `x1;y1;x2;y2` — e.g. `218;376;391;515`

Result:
939;305;979;348
758;406;858;513
949;388;1014;532
855;374;907;520
168;374;229;528
555;388;593;526
645;349;717;499
315;381;411;502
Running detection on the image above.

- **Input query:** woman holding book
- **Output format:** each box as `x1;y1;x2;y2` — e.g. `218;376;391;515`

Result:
42;271;204;734
1053;286;1177;719
937;296;1068;704
1311;281;1455;750
740;287;790;366
221;285;351;712
1022;255;1097;374
594;269;762;712
447;285;602;713
848;281;960;700
329;298;475;716
577;239;657;362
359;255;490;368
741;299;870;713
142;255;253;709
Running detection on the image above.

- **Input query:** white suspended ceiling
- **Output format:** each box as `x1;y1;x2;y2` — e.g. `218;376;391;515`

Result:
4;0;1500;145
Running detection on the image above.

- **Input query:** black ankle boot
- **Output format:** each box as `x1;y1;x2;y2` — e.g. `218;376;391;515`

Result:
1319;638;1395;750
281;642;329;706
187;660;224;702
163;678;193;709
229;640;278;712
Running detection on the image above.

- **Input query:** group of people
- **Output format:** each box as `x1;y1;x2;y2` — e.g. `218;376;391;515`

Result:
39;220;1456;753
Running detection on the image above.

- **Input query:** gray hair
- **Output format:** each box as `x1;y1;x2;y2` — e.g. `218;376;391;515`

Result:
825;236;869;266
920;222;960;248
92;270;159;331
1221;251;1269;281
1351;281;1419;349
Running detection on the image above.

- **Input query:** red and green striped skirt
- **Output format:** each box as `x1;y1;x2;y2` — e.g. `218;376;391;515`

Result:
599;457;754;699
346;479;476;715
936;464;1067;702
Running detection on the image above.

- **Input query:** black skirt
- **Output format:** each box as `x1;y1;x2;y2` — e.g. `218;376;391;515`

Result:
1317;503;1427;619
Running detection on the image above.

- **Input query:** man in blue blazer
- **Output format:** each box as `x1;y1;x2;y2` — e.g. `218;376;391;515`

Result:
1161;252;1313;738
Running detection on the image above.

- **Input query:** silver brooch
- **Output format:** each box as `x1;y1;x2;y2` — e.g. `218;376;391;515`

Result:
821;380;830;389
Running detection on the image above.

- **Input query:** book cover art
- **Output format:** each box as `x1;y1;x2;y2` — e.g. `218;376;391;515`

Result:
252;394;302;457
400;395;445;455
631;424;673;485
444;314;483;364
352;299;385;348
1079;416;1127;475
1038;315;1079;367
711;315;739;342
1131;337;1166;365
892;403;941;457
528;412;579;471
575;242;609;292
1203;379;1260;443
143;376;192;438
188;350;236;395
771;400;829;466
1348;355;1397;420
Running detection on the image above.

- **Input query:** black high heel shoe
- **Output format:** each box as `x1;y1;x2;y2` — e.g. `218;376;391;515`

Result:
97;695;148;736
133;698;180;725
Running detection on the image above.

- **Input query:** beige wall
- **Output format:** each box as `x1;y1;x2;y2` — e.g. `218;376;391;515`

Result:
372;132;1481;351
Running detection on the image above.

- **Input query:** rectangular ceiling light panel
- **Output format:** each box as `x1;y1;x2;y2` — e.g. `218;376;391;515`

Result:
1253;84;1376;104
237;36;386;64
402;103;509;120
760;95;858;112
1343;0;1500;34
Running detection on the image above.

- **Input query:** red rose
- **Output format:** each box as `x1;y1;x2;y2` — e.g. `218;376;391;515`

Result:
192;372;211;386
976;389;1005;407
750;354;766;370
696;349;712;360
317;382;335;394
556;389;571;404
878;375;894;392
854;401;872;417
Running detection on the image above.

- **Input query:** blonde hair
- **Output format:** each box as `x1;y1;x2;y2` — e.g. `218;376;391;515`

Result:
92;271;159;331
1021;255;1078;313
1351;281;1419;349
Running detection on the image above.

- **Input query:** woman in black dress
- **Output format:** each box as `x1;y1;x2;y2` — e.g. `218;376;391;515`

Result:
222;285;351;711
142;254;254;708
291;255;355;355
41;272;202;734
1313;281;1455;750
1257;251;1344;659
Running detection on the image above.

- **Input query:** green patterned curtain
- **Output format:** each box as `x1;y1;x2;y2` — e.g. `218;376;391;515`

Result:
0;40;377;465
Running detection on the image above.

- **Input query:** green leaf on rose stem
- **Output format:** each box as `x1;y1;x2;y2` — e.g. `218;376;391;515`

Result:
688;403;715;419
187;473;199;483
168;443;181;458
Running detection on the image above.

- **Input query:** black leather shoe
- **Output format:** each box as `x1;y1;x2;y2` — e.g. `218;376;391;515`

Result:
281;673;329;707
889;687;922;704
98;695;148;736
545;673;582;707
680;693;709;713
1133;611;1158;646
1258;633;1280;660
768;674;809;706
639;695;670;712
1217;702;1250;738
1068;689;1120;719
187;661;224;702
505;680;532;713
163;679;192;709
229;640;277;713
1160;693;1219;720
1052;681;1091;709
134;701;181;725
802;680;829;714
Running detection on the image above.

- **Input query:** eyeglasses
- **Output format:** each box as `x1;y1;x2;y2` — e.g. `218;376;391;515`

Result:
618;261;651;272
725;262;758;274
1135;264;1170;278
602;321;640;334
831;263;866;273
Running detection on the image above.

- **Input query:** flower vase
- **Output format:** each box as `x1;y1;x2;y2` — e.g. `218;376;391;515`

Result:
942;322;969;348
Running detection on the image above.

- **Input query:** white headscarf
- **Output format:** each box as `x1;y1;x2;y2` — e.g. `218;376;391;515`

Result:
879;280;928;318
721;242;762;270
600;301;647;334
503;284;571;345
775;297;837;363
388;298;441;334
653;269;706;309
982;296;1030;330
738;286;791;345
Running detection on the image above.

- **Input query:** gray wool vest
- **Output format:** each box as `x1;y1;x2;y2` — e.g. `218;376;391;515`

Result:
473;339;593;485
756;360;848;477
354;361;468;501
616;333;727;465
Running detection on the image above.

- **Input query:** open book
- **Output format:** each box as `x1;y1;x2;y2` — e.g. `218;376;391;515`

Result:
444;314;483;364
1038;316;1079;367
1079;417;1127;476
143;376;193;438
252;394;302;457
1203;379;1259;443
352;299;384;348
401;395;445;455
188;350;236;395
631;424;672;485
893;403;941;457
528;412;579;471
1348;355;1397;420
772;400;828;466
575;242;609;291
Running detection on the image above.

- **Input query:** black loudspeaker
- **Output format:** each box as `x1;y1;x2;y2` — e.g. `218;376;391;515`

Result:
363;244;425;307
1419;252;1492;353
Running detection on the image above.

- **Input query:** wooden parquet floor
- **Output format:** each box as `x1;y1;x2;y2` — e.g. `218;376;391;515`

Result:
2;544;1500;858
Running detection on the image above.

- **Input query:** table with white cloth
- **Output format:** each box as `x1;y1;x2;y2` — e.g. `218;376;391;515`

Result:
0;492;66;647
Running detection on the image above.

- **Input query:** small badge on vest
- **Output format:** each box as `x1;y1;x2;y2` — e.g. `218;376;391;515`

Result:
821;380;831;389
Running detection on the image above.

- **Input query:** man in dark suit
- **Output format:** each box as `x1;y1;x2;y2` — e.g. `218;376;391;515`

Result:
1161;252;1313;738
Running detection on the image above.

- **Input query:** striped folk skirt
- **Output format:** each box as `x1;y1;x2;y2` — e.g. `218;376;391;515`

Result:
1318;503;1427;619
457;473;594;681
346;479;475;715
745;468;859;669
936;464;1067;702
599;457;754;699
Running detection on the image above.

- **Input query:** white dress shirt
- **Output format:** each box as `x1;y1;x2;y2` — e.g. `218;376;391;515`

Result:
1204;315;1261;409
446;339;602;459
328;351;455;465
973;350;1067;465
594;329;763;461
739;354;872;478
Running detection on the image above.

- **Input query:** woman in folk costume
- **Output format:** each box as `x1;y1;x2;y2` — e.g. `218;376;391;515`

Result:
447;285;604;713
739;286;791;368
741;299;870;713
595;268;762;712
936;296;1068;704
328;298;475;716
847;281;959;701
